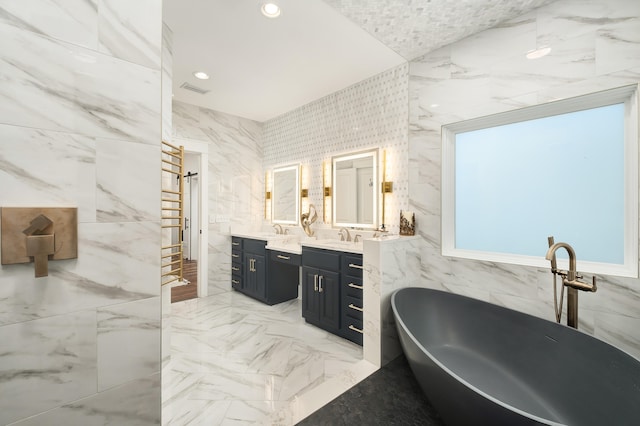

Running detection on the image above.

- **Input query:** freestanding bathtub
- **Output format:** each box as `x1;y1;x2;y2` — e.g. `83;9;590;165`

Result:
391;287;640;425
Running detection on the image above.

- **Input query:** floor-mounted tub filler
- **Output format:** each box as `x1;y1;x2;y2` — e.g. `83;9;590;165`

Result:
391;287;640;425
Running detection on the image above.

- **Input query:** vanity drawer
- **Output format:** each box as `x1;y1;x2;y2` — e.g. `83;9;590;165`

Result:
244;238;266;255
342;254;363;277
343;277;363;299
343;316;364;345
231;237;242;249
231;249;242;263
231;276;242;290
345;295;364;318
302;247;340;271
231;262;242;275
269;250;301;266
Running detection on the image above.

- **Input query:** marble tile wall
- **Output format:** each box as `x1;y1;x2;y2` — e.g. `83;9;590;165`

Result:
263;64;410;234
172;101;263;295
408;0;640;359
0;1;162;424
363;236;423;367
161;22;173;375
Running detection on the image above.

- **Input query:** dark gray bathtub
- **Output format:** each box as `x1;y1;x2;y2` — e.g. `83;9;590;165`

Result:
391;287;640;426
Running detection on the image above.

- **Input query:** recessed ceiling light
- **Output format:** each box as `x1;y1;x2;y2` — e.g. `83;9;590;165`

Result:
526;46;551;60
261;2;281;18
193;71;210;80
430;103;440;108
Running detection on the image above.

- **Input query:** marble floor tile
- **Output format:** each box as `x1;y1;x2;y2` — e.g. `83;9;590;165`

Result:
163;290;373;425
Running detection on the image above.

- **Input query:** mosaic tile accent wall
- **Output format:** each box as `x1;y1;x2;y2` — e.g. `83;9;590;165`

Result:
409;0;640;359
263;63;410;234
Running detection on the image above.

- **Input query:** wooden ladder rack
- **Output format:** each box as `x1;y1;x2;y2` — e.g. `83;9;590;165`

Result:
161;140;184;286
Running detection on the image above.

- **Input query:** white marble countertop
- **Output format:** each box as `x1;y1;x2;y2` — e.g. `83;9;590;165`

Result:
265;240;303;255
231;231;286;241
231;231;412;255
301;239;364;254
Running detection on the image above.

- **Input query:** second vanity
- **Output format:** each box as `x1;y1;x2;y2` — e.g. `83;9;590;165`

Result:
231;235;301;305
231;232;364;346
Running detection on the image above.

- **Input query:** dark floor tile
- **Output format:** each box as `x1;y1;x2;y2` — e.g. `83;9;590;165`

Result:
297;355;445;425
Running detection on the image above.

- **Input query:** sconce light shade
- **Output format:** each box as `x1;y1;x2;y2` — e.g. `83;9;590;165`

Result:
382;181;393;193
301;189;308;198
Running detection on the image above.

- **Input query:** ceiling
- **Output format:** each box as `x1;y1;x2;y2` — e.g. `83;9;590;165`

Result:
163;0;556;123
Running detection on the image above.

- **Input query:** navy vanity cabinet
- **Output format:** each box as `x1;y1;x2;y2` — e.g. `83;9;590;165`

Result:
230;237;267;301
341;253;364;345
231;236;301;305
301;248;341;334
266;250;301;305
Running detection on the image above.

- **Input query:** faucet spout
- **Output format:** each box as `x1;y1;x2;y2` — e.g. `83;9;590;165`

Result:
273;224;283;235
338;227;351;242
545;242;577;281
545;237;597;329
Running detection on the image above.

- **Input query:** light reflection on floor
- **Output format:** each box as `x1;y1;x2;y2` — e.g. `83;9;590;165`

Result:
162;290;376;425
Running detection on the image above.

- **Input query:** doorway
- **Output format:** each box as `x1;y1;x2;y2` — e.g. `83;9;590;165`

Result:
170;140;209;302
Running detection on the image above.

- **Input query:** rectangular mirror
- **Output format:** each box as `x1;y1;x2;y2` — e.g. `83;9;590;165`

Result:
332;149;378;229
272;164;300;224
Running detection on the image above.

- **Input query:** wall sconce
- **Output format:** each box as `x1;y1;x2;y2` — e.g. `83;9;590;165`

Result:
380;149;393;230
264;171;271;220
322;160;332;223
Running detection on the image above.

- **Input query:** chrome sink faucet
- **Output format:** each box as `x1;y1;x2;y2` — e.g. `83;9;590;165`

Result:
338;227;351;242
273;224;283;235
545;236;597;329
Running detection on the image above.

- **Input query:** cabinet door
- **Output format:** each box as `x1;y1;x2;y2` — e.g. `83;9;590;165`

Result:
253;253;266;300
318;269;340;332
243;253;255;294
301;266;319;323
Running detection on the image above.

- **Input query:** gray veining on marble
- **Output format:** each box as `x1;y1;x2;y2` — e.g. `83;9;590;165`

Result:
96;139;160;222
0;22;160;144
12;373;161;426
0;124;96;223
98;0;162;69
0;311;97;425
97;297;160;391
0;0;98;49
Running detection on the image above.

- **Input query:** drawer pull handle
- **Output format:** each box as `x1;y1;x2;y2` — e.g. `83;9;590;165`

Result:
232;279;240;284
232;242;240;246
348;283;363;290
318;275;323;293
349;303;363;312
314;274;318;292
349;325;363;334
348;263;363;270
277;255;291;260
231;266;240;272
232;254;239;258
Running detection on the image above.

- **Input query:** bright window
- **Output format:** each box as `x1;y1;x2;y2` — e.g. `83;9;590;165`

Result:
442;85;638;277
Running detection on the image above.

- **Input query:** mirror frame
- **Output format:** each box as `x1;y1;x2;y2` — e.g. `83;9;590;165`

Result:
271;164;300;225
332;149;378;229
